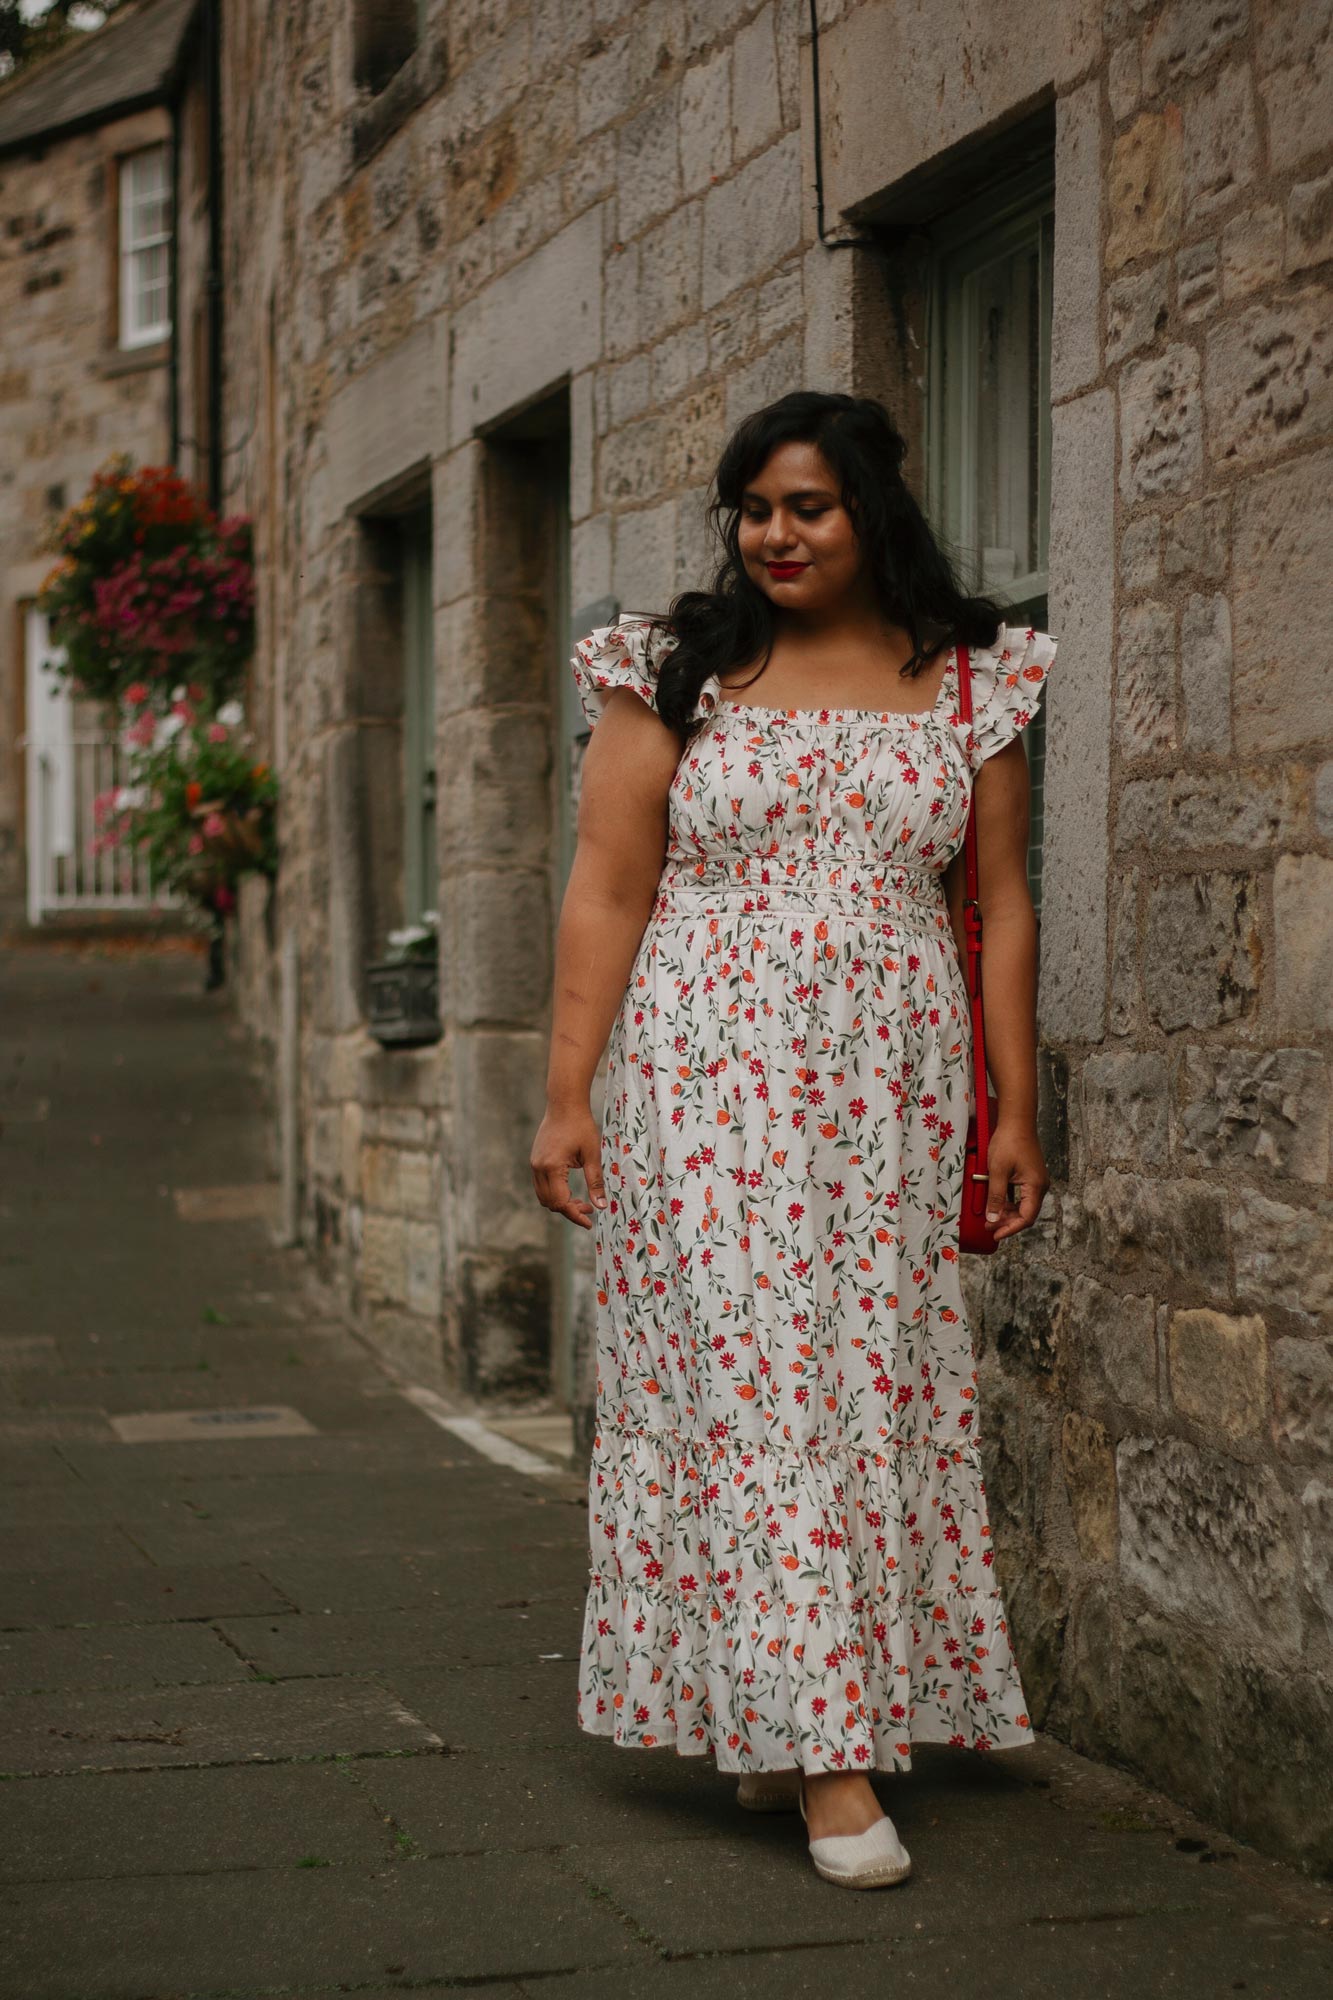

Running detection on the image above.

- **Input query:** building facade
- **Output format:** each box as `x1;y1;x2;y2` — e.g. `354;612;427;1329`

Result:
214;0;1330;1870
0;0;214;926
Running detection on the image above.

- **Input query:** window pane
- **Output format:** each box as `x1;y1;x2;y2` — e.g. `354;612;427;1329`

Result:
970;239;1042;591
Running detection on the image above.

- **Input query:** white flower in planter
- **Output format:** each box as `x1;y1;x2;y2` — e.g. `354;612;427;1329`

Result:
217;699;245;728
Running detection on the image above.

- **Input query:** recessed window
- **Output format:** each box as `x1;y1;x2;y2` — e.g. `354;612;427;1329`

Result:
927;162;1054;913
352;0;424;95
119;143;171;348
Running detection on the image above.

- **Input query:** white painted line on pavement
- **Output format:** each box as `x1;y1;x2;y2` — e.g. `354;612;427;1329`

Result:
401;1383;560;1477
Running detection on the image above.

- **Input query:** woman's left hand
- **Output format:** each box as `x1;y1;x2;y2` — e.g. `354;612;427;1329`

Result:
984;1119;1050;1242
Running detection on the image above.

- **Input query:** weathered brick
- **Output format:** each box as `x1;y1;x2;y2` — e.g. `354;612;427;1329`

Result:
1143;871;1261;1030
1167;1308;1268;1439
1178;1045;1330;1185
1205;289;1333;468
1107;109;1184;269
1119;345;1202;501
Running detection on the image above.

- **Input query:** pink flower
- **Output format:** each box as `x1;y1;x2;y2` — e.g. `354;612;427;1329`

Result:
188;832;205;855
201;812;227;838
127;713;156;747
171;700;194;723
125;682;150;708
207;722;228;743
213;885;236;913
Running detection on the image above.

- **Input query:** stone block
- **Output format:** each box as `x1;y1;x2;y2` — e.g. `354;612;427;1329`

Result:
756;262;802;342
1218;1657;1333;1874
1116;1435;1300;1652
650;322;709;406
1119;512;1160;592
405;1219;442;1318
678;42;732;196
1081;1050;1169;1167
1205;288;1333;470
447;207;602;443
1287;165;1333;276
1140;0;1248;95
1300;1477;1333;1632
1042;390;1115;1045
361;1211;408;1306
1233;448;1333;754
1069;1273;1158;1417
440;709;551;872
701;130;801;310
449;872;552;1027
602;237;639;360
1052;80;1103;399
614;496;678;609
1161;493;1230;581
1061;1411;1118;1562
1177;238;1219;320
1125;766;1301;852
1107;109;1183;270
1318;761;1333;839
1182;62;1259;222
1120;1611;1223;1824
616;90;683;239
1142;870;1261;1031
1105;261;1169;367
1059;1576;1120;1757
1083;1168;1230;1296
1274;853;1333;1035
706;288;757;369
1115;600;1176;757
1257;0;1333;176
452;1030;552;1257
575;29;635;140
598;411;666;505
662;381;726;489
638;201;703;336
606;353;651;429
1221;201;1285;298
722;327;803;433
459;1248;552;1397
1272;1338;1333;1454
1167;1307;1268;1439
1177;1045;1331;1184
732;6;781;160
1234;1192;1333;1321
1119;344;1203;501
1179;591;1232;753
1107;37;1141;121
1108;870;1140;1038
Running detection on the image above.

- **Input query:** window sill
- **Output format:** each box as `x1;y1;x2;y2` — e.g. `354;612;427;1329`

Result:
96;338;171;380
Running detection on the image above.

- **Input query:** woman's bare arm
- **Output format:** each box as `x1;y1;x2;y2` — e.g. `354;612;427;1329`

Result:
533;691;683;1226
969;735;1049;1238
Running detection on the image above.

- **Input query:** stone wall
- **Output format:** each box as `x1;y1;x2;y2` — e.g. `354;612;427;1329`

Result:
218;0;1331;1871
0;104;175;917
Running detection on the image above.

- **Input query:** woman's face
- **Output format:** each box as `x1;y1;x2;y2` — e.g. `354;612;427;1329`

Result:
736;440;866;613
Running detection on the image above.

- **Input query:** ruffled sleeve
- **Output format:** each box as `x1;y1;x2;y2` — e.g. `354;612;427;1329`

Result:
961;622;1059;772
570;612;719;731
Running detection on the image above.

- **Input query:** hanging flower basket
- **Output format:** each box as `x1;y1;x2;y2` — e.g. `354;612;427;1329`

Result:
367;914;441;1049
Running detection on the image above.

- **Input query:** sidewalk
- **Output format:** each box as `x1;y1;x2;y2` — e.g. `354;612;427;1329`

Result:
2;942;1330;1999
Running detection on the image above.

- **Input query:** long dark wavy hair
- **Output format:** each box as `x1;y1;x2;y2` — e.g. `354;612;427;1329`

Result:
645;390;1007;738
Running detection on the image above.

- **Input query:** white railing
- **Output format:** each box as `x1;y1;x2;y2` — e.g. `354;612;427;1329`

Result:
26;730;175;922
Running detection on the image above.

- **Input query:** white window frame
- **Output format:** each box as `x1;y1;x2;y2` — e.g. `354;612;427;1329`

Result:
119;142;172;349
926;160;1055;916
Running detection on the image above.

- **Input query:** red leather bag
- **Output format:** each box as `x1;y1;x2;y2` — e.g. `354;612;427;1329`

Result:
955;643;1003;1255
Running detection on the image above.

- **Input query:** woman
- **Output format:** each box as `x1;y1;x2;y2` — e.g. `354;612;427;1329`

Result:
531;391;1058;1890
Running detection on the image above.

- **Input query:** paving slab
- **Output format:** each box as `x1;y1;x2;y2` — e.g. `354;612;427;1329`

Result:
216;1592;587;1675
0;1560;293;1630
0;1759;403;1881
0;1675;443;1775
0;1852;645;1998
381;1659;588;1754
0;1620;252;1694
523;1915;1333;2000
254;1543;590;1615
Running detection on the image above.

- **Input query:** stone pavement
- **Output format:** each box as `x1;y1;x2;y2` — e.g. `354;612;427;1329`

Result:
1;941;1331;2000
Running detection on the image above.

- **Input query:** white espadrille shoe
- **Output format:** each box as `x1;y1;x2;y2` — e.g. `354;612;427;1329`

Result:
798;1777;912;1888
735;1768;803;1812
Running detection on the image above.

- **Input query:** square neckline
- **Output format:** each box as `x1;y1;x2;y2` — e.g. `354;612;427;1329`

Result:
714;645;959;723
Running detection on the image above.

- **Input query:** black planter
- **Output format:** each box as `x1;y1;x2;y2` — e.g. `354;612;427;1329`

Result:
366;956;441;1048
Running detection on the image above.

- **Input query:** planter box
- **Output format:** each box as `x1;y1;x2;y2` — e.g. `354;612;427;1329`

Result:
366;956;441;1048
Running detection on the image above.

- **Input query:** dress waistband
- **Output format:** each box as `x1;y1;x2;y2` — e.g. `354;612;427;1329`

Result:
653;857;951;926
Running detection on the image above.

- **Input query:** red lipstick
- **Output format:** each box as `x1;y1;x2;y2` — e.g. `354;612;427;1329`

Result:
767;562;807;578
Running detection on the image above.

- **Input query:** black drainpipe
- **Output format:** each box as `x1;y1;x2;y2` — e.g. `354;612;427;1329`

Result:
168;85;181;465
204;0;223;511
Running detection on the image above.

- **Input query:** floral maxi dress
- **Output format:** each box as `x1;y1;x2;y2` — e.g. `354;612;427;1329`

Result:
569;613;1059;1775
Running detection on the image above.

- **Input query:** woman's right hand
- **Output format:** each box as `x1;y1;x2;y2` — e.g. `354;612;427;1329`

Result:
531;1104;607;1230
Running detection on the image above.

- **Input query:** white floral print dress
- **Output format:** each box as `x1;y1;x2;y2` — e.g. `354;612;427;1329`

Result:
569;612;1059;1775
